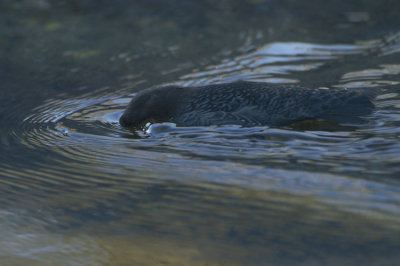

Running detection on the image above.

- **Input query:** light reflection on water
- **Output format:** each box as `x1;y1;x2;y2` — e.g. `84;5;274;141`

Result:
177;33;400;90
178;41;378;86
2;34;400;265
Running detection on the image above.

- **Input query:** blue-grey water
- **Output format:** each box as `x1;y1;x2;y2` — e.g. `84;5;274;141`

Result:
1;0;400;265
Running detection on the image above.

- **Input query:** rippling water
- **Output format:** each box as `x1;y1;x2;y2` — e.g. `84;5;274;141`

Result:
1;0;400;265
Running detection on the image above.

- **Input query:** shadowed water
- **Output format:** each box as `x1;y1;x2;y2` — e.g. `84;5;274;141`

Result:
1;0;400;265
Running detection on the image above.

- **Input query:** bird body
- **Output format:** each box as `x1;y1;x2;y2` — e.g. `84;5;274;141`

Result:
119;81;376;128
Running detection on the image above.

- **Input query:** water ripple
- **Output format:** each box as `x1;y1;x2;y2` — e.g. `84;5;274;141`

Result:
3;40;400;232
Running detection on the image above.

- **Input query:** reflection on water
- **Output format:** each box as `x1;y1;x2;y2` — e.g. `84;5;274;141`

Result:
2;0;400;265
179;34;400;87
341;64;400;88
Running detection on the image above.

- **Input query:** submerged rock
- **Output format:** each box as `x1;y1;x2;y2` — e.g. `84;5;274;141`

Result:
119;81;377;128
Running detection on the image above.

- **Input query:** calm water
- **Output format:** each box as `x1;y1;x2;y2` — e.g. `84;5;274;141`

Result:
1;0;400;265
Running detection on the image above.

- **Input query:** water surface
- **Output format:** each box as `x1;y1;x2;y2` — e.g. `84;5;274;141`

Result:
1;0;400;265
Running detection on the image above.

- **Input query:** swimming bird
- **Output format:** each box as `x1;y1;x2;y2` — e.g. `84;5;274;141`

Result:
119;81;376;128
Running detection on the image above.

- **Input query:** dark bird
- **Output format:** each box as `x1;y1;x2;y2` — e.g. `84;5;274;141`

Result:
119;81;377;128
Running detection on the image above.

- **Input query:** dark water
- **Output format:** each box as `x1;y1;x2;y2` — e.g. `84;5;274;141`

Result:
1;0;400;265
